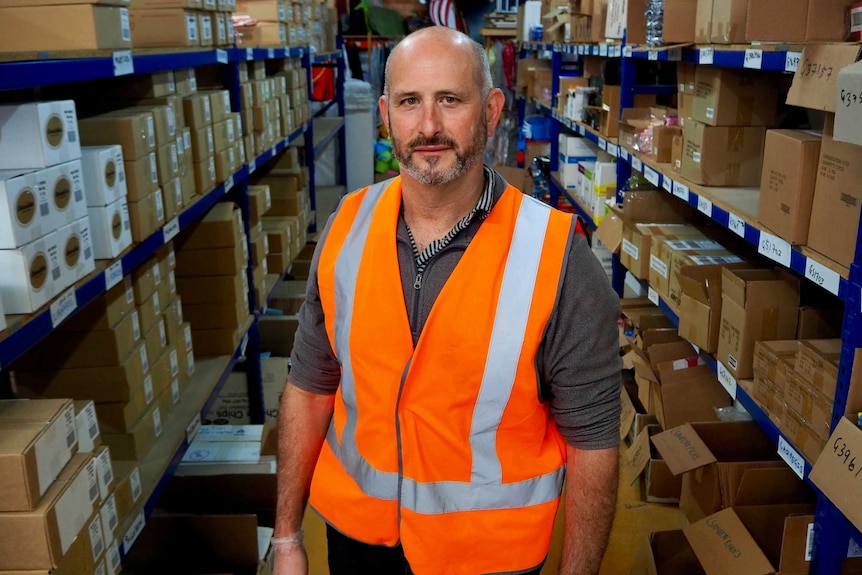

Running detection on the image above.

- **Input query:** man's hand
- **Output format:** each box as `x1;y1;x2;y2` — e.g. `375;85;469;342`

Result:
273;541;309;575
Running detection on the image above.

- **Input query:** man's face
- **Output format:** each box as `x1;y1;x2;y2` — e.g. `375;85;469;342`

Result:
382;42;489;186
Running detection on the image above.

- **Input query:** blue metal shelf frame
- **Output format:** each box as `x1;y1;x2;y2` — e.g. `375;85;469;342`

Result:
624;44;803;74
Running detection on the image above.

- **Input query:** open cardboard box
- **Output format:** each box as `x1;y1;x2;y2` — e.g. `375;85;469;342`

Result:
626;423;683;504
810;348;862;537
678;262;756;354
651;420;800;522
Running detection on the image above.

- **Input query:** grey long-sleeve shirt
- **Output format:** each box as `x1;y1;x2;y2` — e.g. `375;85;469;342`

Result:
288;168;622;450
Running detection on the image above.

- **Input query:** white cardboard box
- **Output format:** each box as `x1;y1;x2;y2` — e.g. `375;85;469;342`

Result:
0;101;81;170
44;160;87;230
0;230;63;313
56;217;96;287
88;197;132;260
0;170;52;249
80;146;128;207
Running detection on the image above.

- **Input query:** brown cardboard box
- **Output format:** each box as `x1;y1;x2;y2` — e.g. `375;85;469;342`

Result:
692;67;778;127
129;8;200;47
746;0;807;41
190;125;215;163
183;298;248;330
248;185;272;225
678;263;752;354
648;233;712;296
101;392;166;461
162;177;182;222
786;44;862;113
0;453;97;569
622;224;701;281
191;317;250;356
757;130;822;245
752;340;798;382
16;309;142;370
694;0;713;42
682;121;765;187
250;231;267;268
259;315;299;356
212;118;236;153
193;155;216;194
650;420;789;522
0;400;77;513
184;94;213;131
154;142;180;187
795;339;841;398
78;112;156;162
625;423;683;503
0;5;131;51
111;74;178;102
667;250;744;306
670;135;683;174
136;288;163;335
806;129;862;268
710;0;747;43
143;317;168;365
214;146;238;182
796;306;842;339
176;202;242;250
176;244;245;277
810;416;862;534
717;268;800;380
806;0;855;40
132;257;161;305
13;340;150;404
784;377;833;438
128;190;165;242
123;152;160;202
200;90;232;125
175;273;247;305
652;363;732;431
57;275;135;332
113;106;173;148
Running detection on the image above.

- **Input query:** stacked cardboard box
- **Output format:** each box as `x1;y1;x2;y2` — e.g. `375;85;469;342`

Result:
175;202;251;356
681;67;776;187
81;145;134;260
129;0;236;48
0;2;131;52
247;185;273;307
0;101;95;314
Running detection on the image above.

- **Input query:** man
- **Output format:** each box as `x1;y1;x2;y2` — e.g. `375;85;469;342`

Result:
274;26;621;575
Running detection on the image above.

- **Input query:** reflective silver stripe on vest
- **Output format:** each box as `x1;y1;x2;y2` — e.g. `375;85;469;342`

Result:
328;178;399;500
330;187;565;513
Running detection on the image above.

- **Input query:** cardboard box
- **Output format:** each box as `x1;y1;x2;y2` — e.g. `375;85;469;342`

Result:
682;121;765;187
648;234;713;296
176;244;246;277
101;391;165;461
74;400;101;454
191;319;249;356
176;202;243;251
622;224;700;281
806;128;862;268
128;8;199;47
127;189;165;242
650;420;789;522
78;111;156;162
0;101;80;170
43;160;87;231
183;298;248;330
162;176;182;222
200;90;232;125
0;452;97;569
692;67;778;127
746;0;807;41
0;400;77;513
752;340;798;381
667;250;744;307
757;130;822;244
630;529;705;574
80;146;128;207
0;231;63;314
0;170;52;250
710;0;747;43
56;217;96;287
694;0;713;42
175;273;247;306
795;339;841;398
717;268;800;380
205;357;287;424
154;142;180;187
193;156;217;194
183;94;213;131
678;263;749;354
0;5;131;52
786;44;862;113
671;134;683;174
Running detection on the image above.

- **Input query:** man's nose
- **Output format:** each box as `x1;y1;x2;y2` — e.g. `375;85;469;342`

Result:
418;103;442;138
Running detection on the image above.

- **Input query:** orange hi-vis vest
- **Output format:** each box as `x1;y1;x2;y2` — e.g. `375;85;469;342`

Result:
310;177;575;575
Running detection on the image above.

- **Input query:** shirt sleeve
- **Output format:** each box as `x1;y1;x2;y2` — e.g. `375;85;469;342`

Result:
287;216;342;395
540;230;622;450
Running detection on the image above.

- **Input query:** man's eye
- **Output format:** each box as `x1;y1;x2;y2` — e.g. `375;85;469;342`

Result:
403;97;417;105
443;96;456;104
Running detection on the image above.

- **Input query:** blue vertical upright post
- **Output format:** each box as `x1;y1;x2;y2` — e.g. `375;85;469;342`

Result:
336;37;348;204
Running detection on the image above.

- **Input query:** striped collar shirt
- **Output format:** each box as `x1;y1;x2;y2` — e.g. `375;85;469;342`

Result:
404;166;496;277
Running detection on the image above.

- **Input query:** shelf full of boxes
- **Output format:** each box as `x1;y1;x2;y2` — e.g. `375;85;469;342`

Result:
515;0;862;573
0;0;343;571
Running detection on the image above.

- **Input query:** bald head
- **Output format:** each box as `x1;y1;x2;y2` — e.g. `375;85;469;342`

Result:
383;26;493;100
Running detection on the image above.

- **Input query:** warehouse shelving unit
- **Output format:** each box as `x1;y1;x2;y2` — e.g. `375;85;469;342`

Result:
0;43;345;559
516;36;862;573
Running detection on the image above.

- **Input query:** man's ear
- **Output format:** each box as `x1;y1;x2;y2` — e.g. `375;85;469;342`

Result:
379;95;390;132
485;88;506;137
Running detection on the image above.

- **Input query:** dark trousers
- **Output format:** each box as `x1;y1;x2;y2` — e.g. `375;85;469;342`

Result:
326;525;544;575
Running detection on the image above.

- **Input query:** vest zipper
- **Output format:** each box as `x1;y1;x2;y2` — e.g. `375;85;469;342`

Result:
413;272;422;290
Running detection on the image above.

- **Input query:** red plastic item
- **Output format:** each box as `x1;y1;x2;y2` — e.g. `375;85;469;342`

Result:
311;66;335;101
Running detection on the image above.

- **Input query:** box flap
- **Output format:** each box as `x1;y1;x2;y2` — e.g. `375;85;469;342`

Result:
835;60;862;146
650;423;717;475
786;44;861;113
621;388;636;440
683;508;775;575
733;504;817;571
595;211;622;253
678;264;725;306
622;190;691;224
634;361;659;384
648;341;698;371
777;515;814;574
733;466;814;507
625;425;651;485
809;416;862;534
